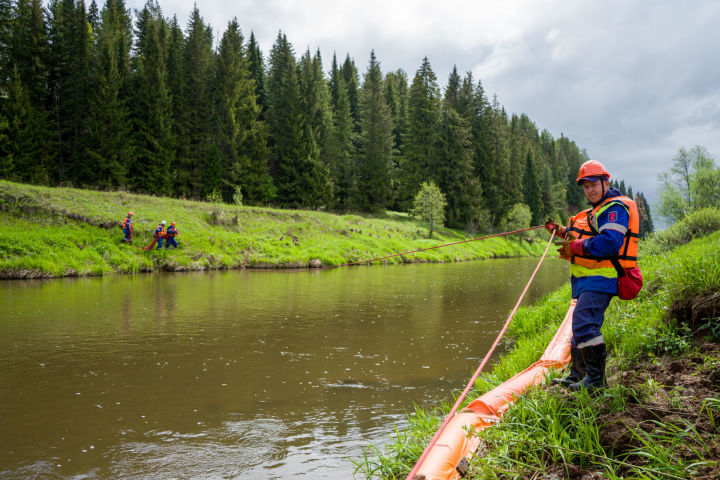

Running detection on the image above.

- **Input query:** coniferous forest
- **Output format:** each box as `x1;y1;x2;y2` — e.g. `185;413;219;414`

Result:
0;0;653;234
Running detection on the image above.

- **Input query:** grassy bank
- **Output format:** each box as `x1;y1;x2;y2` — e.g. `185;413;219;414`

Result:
357;208;720;479
0;180;546;279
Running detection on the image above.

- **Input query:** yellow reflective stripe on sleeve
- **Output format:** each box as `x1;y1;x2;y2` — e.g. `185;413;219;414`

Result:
570;264;618;279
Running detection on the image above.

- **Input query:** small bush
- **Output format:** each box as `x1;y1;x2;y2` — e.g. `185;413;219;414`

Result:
232;186;243;206
205;189;223;204
642;207;720;254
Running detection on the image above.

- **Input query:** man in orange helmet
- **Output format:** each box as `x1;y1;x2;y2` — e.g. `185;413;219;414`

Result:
545;160;639;391
165;222;179;249
121;212;134;244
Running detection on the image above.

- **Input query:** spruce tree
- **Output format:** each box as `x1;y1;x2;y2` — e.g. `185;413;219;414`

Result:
436;106;482;229
298;49;332;171
7;0;52;183
355;50;393;212
0;0;10;179
6;66;51;182
266;32;304;206
444;65;461;111
86;0;133;187
329;52;340;109
0;0;11;98
398;57;441;210
341;54;360;126
213;18;270;204
0;111;12;178
522;151;543;225
47;0;93;184
128;1;172;193
326;75;354;210
247;31;266;115
180;5;213;197
637;191;654;237
165;14;185;191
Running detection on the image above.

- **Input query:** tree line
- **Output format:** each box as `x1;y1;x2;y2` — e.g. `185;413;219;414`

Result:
0;0;653;234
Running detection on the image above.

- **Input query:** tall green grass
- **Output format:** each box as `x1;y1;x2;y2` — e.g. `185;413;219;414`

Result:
356;219;720;479
0;180;547;278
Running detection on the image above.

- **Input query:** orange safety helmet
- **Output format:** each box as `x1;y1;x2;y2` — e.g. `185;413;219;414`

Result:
576;160;611;185
171;222;176;226
128;211;134;216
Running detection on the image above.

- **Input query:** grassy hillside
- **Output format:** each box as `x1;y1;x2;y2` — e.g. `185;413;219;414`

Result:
0;180;546;279
357;208;720;479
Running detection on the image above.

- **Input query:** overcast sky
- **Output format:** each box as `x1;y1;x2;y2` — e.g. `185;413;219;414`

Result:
127;0;720;209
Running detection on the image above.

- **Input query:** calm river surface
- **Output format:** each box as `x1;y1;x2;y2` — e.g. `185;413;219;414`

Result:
0;258;568;479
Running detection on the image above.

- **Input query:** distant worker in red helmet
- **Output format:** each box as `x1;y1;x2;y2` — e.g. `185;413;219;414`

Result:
165;222;179;249
121;211;134;244
545;160;641;391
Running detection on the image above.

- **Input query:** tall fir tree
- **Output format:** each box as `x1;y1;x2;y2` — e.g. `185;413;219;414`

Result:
47;0;93;184
444;65;461;111
6;0;52;183
637;191;654;238
355;50;393;212
247;31;266;116
341;54;360;127
0;0;12;97
0;0;11;178
87;0;98;32
522;151;543;225
6;66;51;182
300;49;333;171
128;1;172;193
326;75;354;210
328;52;340;108
179;5;213;197
436;106;482;229
165;14;185;191
398;56;441;210
213;18;270;204
86;0;133;187
266;31;304;206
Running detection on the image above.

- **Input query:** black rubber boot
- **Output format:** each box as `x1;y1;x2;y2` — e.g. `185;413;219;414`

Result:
552;346;586;388
569;344;606;392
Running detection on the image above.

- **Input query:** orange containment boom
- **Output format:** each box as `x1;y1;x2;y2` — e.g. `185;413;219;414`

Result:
411;299;576;480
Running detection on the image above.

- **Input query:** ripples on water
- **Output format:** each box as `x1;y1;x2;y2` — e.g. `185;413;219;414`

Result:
0;259;568;478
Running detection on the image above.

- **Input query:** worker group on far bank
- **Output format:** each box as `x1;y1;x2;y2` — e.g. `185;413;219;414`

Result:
120;212;180;250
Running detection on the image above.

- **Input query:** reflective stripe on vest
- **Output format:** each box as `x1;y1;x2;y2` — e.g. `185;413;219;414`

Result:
567;195;639;279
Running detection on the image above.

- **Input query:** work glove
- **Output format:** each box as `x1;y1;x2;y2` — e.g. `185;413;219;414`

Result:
557;235;584;260
544;218;565;237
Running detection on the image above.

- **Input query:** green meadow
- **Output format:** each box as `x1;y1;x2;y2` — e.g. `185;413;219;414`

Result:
0;180;546;279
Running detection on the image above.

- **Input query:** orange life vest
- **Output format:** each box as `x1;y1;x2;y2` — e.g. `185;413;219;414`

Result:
122;217;132;230
154;224;165;238
566;195;639;279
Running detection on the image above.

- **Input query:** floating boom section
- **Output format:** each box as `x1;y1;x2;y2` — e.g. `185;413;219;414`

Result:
412;300;576;480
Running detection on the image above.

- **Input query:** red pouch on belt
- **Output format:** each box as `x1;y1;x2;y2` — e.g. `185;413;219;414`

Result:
617;266;643;300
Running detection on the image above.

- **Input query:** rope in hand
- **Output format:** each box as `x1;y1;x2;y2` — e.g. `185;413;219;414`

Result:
323;225;546;269
405;230;556;480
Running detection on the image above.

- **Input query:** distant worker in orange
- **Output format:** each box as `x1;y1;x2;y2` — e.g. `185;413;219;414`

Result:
165;222;179;249
545;160;641;391
121;212;134;244
154;220;167;249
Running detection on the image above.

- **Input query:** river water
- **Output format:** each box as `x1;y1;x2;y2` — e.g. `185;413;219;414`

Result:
0;258;568;479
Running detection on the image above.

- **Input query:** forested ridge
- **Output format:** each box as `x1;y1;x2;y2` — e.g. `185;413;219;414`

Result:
0;0;653;233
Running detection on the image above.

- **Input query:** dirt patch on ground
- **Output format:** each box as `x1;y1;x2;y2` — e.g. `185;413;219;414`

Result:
596;342;720;480
670;292;720;333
